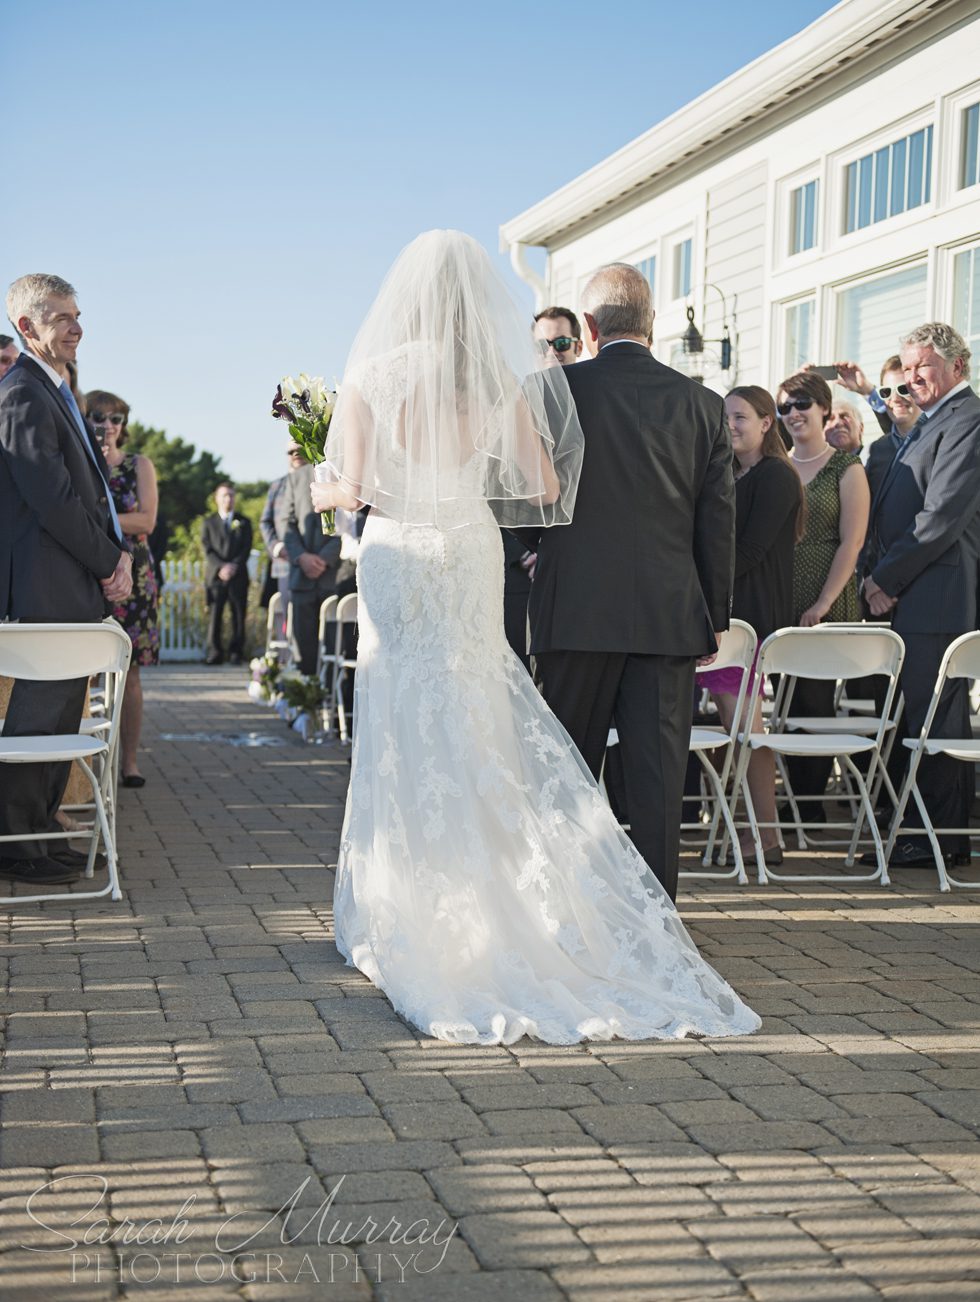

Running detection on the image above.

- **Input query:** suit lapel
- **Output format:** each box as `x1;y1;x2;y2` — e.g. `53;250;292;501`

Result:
18;354;107;476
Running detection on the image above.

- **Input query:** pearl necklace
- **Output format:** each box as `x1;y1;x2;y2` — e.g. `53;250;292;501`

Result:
791;443;833;464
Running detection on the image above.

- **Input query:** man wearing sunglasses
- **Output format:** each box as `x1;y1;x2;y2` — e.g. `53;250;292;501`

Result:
860;355;923;499
532;307;583;367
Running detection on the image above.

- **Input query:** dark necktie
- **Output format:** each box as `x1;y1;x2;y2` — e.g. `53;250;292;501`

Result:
59;381;124;543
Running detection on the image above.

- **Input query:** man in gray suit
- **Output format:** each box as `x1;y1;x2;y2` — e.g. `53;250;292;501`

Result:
0;274;132;884
281;460;342;674
863;322;980;867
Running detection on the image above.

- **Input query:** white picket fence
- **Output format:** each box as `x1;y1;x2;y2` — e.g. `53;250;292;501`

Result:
159;551;267;662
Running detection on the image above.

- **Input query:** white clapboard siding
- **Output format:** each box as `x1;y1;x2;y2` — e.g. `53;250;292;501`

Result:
705;162;768;385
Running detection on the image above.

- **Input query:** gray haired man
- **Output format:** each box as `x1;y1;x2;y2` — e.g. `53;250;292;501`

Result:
862;321;980;868
0;334;17;380
0;274;131;884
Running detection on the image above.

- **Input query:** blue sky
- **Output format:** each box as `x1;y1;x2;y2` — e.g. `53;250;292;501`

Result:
3;0;834;480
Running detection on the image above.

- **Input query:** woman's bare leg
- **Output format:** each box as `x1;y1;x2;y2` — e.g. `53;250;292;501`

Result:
121;663;143;778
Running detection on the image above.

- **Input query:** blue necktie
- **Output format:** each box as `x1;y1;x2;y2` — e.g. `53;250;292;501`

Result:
59;381;124;544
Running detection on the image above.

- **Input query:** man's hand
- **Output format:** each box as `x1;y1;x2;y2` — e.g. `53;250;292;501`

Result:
101;552;133;603
298;552;327;580
834;360;874;396
863;576;897;617
520;550;537;580
218;562;238;582
696;631;723;668
272;541;287;559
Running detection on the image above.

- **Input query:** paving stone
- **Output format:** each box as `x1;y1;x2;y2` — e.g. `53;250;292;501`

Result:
688;1213;830;1268
678;1120;835;1153
834;1236;980;1286
200;1123;306;1162
482;1108;585;1136
361;1071;461;1103
453;1135;604;1165
427;1164;548;1214
307;1140;461;1175
0;1125;100;1167
607;1143;734;1187
1;1088;96;1123
239;1095;378;1123
872;1182;980;1236
375;1268;563;1302
459;1210;591;1268
100;1130;202;1160
738;1266;880;1299
551;1260;742;1301
571;1105;688;1145
382;1103;486;1141
549;1181;717;1227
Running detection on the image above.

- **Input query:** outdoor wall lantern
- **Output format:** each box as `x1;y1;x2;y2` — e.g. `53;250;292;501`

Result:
680;284;735;383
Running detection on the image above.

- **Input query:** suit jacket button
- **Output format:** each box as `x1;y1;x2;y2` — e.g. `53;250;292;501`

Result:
99;496;108;505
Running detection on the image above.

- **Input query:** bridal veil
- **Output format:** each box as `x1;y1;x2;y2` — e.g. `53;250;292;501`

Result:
322;229;584;529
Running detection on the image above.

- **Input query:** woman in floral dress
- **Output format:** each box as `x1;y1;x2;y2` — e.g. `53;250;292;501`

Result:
87;390;160;788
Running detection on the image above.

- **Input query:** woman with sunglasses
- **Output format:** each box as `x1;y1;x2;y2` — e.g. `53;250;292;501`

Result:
778;370;870;819
86;389;161;789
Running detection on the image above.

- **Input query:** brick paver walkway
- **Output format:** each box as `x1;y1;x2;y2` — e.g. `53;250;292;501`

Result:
1;664;979;1301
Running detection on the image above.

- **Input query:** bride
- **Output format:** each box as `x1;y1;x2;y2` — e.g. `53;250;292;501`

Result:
310;230;759;1045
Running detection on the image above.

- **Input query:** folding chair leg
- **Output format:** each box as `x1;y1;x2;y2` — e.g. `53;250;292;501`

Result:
842;757;889;886
739;777;768;885
909;780;950;892
774;753;808;849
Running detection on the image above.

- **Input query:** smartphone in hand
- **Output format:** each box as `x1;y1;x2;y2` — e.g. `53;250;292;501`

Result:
812;365;839;381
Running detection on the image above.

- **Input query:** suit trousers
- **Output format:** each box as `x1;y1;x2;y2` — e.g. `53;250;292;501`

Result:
504;591;531;671
899;631;972;854
207;580;247;660
0;675;89;860
535;650;695;902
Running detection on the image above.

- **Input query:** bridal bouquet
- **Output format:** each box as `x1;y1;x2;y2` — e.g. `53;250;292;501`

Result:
271;374;337;534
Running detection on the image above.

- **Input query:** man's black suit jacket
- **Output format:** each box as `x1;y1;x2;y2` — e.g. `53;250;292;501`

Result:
867;386;980;636
522;343;734;656
0;354;121;621
202;513;253;589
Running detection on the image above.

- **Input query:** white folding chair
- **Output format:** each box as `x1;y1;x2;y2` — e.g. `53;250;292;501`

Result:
681;619;758;885
0;622;132;904
316;594;339;688
731;625;904;884
332;594;359;744
887;631;980;891
265;591;291;662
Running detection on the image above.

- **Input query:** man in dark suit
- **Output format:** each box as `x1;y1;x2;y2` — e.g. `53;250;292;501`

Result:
863;322;980;867
281;461;342;675
522;263;734;901
0;273;132;885
201;483;252;664
502;531;534;670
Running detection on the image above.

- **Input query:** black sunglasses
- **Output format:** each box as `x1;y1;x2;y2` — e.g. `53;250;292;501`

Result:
538;336;576;354
776;396;815;416
92;411;126;426
878;383;911;400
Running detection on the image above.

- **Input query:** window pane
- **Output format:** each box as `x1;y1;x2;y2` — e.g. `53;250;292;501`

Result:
908;129;925;208
953;246;980;361
837;264;928;368
804;181;817;249
638;256;656;297
874;146;891;222
961;104;979;189
673;239;692;298
858;155;874;228
785;300;814;373
845;163;858;233
924;124;933;203
890;137;907;215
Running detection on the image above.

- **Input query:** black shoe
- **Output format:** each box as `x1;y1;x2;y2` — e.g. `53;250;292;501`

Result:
50;846;108;871
205;655;223;665
861;839;938;868
715;844;784;868
228;652;243;666
0;855;82;884
121;774;146;789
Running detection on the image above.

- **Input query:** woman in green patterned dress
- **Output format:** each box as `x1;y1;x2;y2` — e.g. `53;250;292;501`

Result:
778;371;870;817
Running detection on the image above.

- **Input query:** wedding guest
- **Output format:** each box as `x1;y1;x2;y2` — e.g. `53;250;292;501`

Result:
863;355;923;499
834;358;899;436
0;334;17;379
825;396;865;455
779;370;870;820
861;322;980;867
698;386;803;864
202;483;252;665
89;389;160;788
533;307;583;367
260;443;306;630
0;273;131;885
281;458;342;675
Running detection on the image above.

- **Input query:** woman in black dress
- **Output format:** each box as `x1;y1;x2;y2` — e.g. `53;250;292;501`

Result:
697;386;803;863
88;390;160;788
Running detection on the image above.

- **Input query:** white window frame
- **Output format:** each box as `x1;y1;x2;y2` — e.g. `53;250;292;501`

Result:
776;295;818;380
938;79;980;209
935;236;980;340
669;230;695;302
774;163;822;269
829;258;931;366
830;106;937;250
622;242;660;313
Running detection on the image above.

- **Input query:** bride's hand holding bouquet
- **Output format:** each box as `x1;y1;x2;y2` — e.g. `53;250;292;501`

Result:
271;374;337;533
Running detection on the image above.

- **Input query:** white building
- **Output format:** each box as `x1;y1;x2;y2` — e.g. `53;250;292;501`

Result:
500;0;980;402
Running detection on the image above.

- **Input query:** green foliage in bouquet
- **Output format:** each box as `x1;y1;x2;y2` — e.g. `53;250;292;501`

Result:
279;673;328;715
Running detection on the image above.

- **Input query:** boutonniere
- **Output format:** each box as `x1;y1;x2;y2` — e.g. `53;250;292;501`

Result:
231;519;242;531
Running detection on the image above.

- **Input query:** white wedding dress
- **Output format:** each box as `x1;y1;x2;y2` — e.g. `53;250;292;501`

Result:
331;346;760;1045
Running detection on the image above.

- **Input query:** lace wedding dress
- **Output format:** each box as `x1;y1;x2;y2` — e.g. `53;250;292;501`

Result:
330;345;760;1046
